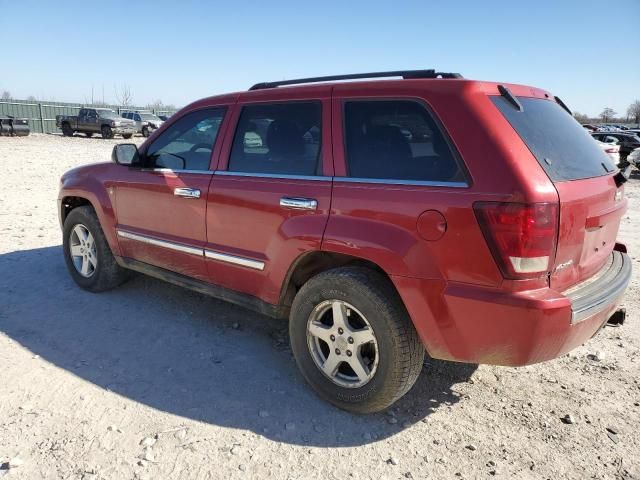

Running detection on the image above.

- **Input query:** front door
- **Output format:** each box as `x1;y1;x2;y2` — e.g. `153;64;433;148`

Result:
114;106;229;281
205;95;333;304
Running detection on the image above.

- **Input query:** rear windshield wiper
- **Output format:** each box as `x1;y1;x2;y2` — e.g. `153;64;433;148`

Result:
497;85;523;112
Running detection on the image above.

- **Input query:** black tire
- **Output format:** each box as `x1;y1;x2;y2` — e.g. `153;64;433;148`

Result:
62;123;74;137
101;125;113;139
142;126;150;137
289;267;424;413
62;205;130;292
85;132;93;138
122;133;133;139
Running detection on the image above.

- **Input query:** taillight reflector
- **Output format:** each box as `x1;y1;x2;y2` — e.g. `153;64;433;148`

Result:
474;202;558;279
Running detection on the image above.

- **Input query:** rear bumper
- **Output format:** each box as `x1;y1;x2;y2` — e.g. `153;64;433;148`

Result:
393;251;631;367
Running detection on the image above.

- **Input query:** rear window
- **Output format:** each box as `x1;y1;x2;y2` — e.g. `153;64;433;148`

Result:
491;96;616;181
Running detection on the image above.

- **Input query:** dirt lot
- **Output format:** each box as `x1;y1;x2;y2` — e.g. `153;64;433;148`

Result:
0;134;639;480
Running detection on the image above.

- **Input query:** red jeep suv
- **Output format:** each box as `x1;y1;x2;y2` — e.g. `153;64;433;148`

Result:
58;70;631;413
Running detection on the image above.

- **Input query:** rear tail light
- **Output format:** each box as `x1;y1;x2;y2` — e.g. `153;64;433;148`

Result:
605;148;618;153
474;202;558;279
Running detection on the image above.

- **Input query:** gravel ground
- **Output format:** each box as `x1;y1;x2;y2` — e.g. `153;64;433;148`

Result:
0;134;639;480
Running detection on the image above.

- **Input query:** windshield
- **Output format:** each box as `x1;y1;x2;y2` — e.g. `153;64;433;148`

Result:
97;109;119;119
491;96;616;181
140;113;160;121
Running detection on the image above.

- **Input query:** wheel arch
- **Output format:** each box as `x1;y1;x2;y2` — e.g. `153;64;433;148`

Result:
279;251;393;307
59;181;120;257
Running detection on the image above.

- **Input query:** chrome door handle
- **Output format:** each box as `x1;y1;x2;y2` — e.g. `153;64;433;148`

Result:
174;187;201;199
280;197;318;211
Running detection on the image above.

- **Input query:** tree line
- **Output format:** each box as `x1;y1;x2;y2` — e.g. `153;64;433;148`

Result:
0;84;177;112
574;101;640;124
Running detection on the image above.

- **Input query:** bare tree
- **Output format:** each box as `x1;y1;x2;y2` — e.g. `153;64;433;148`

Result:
26;95;37;102
573;111;589;124
1;90;11;101
146;99;164;111
114;84;133;107
627;100;640;124
599;107;616;122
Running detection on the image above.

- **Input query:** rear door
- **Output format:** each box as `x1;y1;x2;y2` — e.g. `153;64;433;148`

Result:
492;96;626;290
205;90;333;304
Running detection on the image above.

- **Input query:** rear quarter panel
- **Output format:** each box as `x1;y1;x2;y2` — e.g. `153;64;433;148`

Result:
325;81;558;287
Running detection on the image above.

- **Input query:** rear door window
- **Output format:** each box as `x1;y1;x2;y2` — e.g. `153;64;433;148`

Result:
228;102;322;176
343;100;466;184
491;96;616;181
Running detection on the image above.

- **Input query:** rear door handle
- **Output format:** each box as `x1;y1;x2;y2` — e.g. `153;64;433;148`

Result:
280;197;318;211
174;187;201;199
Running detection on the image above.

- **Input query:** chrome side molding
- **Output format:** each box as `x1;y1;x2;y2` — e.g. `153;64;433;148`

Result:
204;250;265;271
116;230;202;257
116;229;265;270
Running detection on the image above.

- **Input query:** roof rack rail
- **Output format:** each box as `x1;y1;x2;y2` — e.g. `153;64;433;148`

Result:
249;69;463;90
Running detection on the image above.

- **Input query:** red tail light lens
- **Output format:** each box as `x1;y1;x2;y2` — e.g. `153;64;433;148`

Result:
474;202;558;279
605;148;618;153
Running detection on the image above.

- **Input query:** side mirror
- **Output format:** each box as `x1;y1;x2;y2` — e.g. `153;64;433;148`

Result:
112;144;140;166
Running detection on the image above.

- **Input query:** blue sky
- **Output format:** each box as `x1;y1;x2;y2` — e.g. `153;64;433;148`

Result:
2;0;639;117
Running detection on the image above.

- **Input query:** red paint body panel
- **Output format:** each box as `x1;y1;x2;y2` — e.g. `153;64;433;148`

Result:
58;77;631;368
393;274;617;366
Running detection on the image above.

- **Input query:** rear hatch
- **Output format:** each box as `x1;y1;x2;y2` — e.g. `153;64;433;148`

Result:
492;95;627;291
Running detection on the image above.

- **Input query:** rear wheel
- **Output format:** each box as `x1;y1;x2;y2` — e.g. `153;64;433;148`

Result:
142;126;150;137
62;123;73;136
289;267;424;413
101;125;113;139
63;206;130;292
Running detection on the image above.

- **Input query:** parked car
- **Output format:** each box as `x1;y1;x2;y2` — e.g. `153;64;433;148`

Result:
56;108;136;139
591;131;640;163
628;148;640;170
121;111;164;137
582;123;598;131
158;114;171;121
58;70;631;413
596;139;621;165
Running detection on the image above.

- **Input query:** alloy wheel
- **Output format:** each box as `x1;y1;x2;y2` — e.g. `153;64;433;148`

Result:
306;300;379;388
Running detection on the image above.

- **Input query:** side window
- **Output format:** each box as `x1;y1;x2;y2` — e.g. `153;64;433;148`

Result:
134;114;141;121
145;108;226;171
228;102;322;176
343;100;465;183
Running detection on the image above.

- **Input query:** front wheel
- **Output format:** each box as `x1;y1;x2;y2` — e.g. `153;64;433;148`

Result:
101;125;113;139
289;267;424;413
141;126;150;137
62;206;130;292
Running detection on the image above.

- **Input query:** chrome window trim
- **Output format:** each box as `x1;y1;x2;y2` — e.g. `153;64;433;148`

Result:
214;171;331;181
334;177;469;188
117;230;203;257
140;168;214;175
204;249;265;271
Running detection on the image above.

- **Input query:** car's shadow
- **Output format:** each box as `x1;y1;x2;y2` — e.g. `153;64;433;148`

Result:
0;246;477;447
